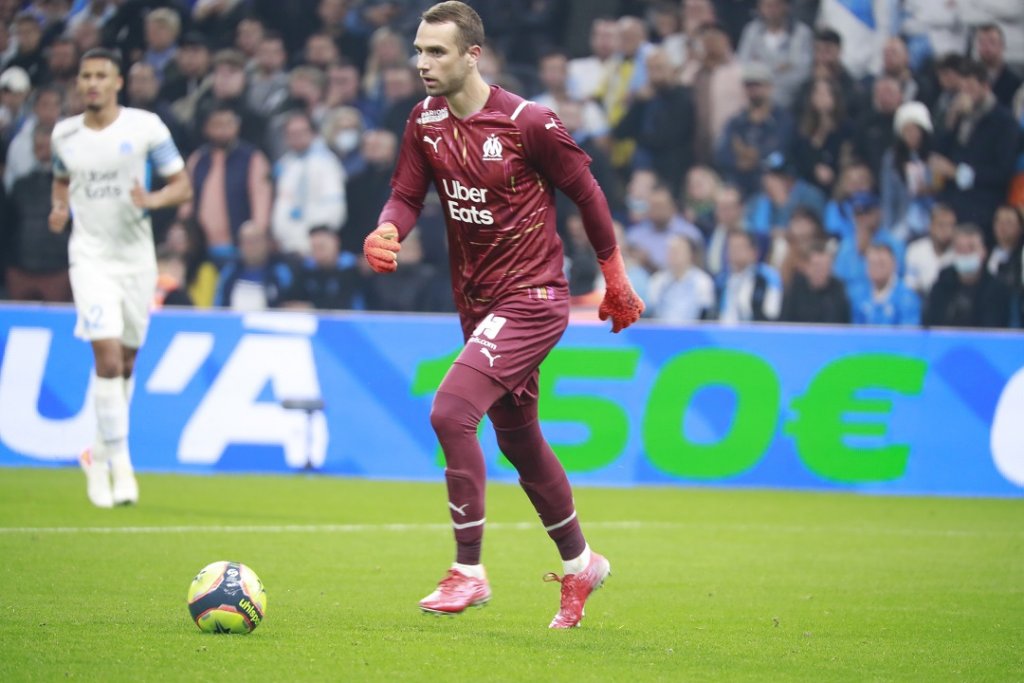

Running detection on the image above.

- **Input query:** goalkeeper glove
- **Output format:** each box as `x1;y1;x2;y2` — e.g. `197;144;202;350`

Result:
598;247;645;333
363;225;401;273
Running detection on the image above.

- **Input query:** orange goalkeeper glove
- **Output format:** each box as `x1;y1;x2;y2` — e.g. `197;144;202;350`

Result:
363;225;401;273
598;247;645;333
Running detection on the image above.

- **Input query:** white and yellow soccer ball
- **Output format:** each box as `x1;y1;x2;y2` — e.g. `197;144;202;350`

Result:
187;561;267;634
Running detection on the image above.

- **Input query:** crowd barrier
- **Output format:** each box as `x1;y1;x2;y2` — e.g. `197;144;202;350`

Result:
0;303;1021;496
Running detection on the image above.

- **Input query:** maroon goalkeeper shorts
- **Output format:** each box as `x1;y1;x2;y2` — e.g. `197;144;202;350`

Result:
454;288;570;404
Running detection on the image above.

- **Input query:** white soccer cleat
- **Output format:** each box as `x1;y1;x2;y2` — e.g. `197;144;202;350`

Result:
79;448;113;508
110;450;139;506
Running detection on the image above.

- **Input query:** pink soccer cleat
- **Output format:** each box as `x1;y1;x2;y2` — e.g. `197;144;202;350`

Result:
419;568;492;615
544;551;611;629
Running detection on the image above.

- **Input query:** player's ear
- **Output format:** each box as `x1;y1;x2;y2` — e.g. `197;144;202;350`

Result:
465;44;482;67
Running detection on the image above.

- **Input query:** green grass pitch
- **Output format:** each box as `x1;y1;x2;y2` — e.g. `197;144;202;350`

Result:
1;468;1022;682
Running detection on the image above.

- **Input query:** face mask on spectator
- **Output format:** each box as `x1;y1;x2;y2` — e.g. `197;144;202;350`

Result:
333;129;359;154
953;253;981;275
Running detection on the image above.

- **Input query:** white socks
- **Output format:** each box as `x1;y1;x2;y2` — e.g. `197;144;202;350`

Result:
563;544;591;575
93;375;128;464
452;562;486;580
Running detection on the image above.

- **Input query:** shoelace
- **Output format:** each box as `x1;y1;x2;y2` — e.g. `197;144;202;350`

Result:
436;570;465;594
543;573;583;613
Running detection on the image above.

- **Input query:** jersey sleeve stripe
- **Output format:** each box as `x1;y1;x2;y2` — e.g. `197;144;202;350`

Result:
510;100;533;121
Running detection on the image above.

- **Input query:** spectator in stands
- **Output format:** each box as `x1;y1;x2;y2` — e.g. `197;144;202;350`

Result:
343;128;396;255
567;17;618;102
924;222;1011;328
563;211;600;301
3;84;61;192
0;66;31;139
718;229;783;323
646;234;716;323
102;0;189;63
378;64;423;142
361;26;408;105
40;36;78;89
267;66;329;160
900;0;969;67
931;59;1019;238
772;206;827;288
931;53;965;138
974;23;1022;108
68;13;102;55
877;36;925;104
624;168;658;227
715;61;794;198
161;219;219;308
324;61;378;125
182;104;273;267
364;227;452;313
904;203;957;298
192;0;248;52
152;245;193;308
214;221;294;311
833;190;904;292
161;32;211;128
676;0;718;70
853;76;901;180
987;204;1023;295
322;105;366;175
791;77;852;195
142;8;180;82
647;0;687;70
65;0;117;35
304;31;340;72
823;161;874;241
705;185;746;277
271;111;346;258
680;165;721;237
881;101;936;242
3;124;70;302
8;13;45;84
736;0;813;109
849;243;921;326
233;16;264;65
602;15;655;174
793;28;864;123
533;49;608;142
247;31;289;118
317;0;369;71
285;225;362;310
680;21;745;167
780;240;850;324
745;152;826;241
194;49;268;155
627;184;704;274
615;48;694;194
126;61;188;152
558;99;622;219
250;0;320;57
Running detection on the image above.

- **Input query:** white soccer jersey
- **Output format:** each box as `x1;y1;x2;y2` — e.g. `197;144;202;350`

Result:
51;107;184;272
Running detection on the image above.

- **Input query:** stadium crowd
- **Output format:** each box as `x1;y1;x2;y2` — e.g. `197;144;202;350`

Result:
1;0;1022;329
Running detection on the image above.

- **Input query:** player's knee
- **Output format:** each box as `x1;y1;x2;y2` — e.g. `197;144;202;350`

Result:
93;349;123;378
430;391;482;441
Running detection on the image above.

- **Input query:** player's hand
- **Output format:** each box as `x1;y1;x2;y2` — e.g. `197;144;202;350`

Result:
130;179;150;209
363;224;401;273
48;201;70;233
598;247;645;333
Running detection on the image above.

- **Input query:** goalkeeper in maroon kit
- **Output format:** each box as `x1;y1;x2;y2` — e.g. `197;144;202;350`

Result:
363;1;644;629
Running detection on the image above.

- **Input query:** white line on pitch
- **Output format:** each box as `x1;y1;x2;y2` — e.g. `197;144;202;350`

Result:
0;521;1018;538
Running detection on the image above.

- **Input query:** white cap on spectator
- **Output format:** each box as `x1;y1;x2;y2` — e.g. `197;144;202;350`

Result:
893;101;932;135
0;66;31;94
741;62;773;85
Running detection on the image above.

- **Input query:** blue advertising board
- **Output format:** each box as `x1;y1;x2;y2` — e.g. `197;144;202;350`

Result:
0;304;1021;496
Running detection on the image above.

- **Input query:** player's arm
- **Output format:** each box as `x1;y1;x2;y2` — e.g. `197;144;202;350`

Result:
522;107;644;332
49;176;71;233
365;112;431;274
131;169;193;210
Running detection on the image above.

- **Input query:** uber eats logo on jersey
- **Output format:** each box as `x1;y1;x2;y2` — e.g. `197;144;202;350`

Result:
83;169;123;199
441;178;494;225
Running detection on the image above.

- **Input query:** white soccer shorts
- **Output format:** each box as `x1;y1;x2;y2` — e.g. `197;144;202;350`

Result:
70;264;157;349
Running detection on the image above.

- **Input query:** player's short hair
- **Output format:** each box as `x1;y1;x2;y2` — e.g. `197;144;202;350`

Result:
866;241;895;258
954;222;984;240
80;47;123;74
935;53;964;72
204;103;241;125
957;58;988;83
814;27;841;46
976;23;1005;43
727;229;757;250
146;7;181;35
421;1;485;55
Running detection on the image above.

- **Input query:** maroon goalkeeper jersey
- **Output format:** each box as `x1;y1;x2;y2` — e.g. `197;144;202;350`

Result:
379;86;606;319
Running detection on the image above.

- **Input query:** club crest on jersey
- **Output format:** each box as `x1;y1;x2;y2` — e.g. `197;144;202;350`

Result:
417;108;449;124
482;134;503;162
119;141;133;155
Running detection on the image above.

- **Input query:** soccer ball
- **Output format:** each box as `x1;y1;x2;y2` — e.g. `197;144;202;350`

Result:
187;561;267;634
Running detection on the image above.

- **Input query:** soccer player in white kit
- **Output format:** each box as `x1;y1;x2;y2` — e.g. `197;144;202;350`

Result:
49;48;192;507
